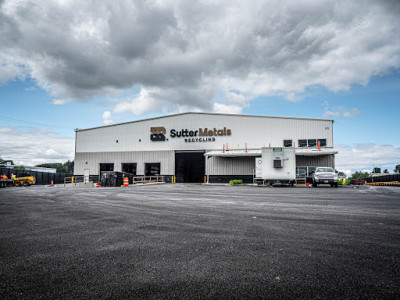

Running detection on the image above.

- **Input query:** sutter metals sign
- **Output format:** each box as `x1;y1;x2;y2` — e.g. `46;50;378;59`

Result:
150;127;231;142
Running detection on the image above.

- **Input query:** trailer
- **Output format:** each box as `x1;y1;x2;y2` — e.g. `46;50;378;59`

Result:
0;178;14;188
255;147;296;186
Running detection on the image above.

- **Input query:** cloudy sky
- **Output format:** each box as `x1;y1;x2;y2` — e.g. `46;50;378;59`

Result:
0;0;399;175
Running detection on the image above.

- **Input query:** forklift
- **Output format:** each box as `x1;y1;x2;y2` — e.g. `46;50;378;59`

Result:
13;172;36;186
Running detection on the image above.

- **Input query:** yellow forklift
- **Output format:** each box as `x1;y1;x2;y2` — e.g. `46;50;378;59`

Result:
13;172;36;186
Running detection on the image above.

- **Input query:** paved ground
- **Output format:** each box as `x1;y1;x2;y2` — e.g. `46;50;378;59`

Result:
1;184;399;299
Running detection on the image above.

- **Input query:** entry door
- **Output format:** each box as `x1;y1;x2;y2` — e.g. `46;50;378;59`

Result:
84;169;90;183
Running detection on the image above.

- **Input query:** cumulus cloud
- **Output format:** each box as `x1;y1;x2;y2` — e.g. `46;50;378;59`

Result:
1;0;400;115
102;111;114;125
323;106;362;119
113;88;164;116
212;91;248;114
335;143;400;174
0;127;74;166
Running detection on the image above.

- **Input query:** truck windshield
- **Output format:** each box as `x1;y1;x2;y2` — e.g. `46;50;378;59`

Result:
316;168;334;173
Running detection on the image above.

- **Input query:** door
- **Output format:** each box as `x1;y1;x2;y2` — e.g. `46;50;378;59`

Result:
84;169;90;183
175;151;205;183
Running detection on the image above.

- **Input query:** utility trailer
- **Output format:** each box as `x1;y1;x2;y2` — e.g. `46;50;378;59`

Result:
254;147;296;186
0;179;14;188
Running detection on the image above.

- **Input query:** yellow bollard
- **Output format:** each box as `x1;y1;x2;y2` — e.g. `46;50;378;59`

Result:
71;176;74;183
204;176;206;184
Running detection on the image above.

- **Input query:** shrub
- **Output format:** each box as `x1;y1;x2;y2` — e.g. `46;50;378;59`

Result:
338;179;350;185
229;179;243;185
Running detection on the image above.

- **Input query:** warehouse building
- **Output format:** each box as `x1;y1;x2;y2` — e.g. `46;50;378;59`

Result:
74;112;337;183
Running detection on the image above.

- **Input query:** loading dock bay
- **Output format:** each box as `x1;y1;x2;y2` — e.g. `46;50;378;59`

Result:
1;185;399;298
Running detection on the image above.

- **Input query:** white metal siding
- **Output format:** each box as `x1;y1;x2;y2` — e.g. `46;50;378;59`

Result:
75;114;334;153
74;151;174;175
206;157;255;175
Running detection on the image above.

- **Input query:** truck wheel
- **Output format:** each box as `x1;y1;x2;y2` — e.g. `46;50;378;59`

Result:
23;181;30;186
335;183;338;188
313;182;317;187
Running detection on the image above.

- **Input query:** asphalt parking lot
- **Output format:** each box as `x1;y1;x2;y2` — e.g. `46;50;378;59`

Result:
1;184;399;299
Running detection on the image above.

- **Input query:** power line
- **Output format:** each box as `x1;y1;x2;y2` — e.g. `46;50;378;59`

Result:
0;114;75;129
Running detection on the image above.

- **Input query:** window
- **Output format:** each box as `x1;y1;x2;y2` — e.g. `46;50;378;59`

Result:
316;167;334;173
99;163;114;172
318;139;327;147
283;140;292;147
145;163;160;176
298;139;307;147
308;139;317;147
121;163;137;175
296;166;317;177
297;166;307;177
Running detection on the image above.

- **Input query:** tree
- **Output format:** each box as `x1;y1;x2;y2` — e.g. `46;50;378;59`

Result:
372;167;381;174
349;171;370;180
64;160;74;174
337;171;346;178
0;158;14;166
35;160;74;174
36;163;64;173
383;169;389;173
394;165;400;174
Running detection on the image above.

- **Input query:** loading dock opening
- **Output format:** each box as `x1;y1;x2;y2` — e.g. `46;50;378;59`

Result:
122;163;137;175
175;151;205;183
145;163;160;176
99;163;114;172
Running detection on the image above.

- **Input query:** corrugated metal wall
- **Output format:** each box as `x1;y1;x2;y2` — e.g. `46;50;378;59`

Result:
76;113;334;153
75;151;175;175
296;155;335;168
206;157;255;175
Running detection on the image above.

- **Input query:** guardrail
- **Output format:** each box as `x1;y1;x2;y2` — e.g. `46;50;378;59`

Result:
365;181;399;186
64;176;86;186
132;176;166;185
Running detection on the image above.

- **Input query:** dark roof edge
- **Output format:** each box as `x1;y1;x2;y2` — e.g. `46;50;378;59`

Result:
75;112;334;132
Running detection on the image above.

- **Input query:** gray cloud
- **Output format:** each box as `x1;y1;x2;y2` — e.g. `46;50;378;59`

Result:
1;0;400;114
335;143;400;175
0;127;74;166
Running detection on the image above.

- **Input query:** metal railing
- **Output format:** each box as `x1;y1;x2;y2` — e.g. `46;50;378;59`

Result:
64;175;85;186
132;175;165;185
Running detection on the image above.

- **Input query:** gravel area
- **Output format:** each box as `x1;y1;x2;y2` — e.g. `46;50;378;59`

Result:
1;184;399;299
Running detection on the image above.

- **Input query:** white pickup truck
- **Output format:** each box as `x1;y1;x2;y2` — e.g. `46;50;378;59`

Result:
312;167;338;188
